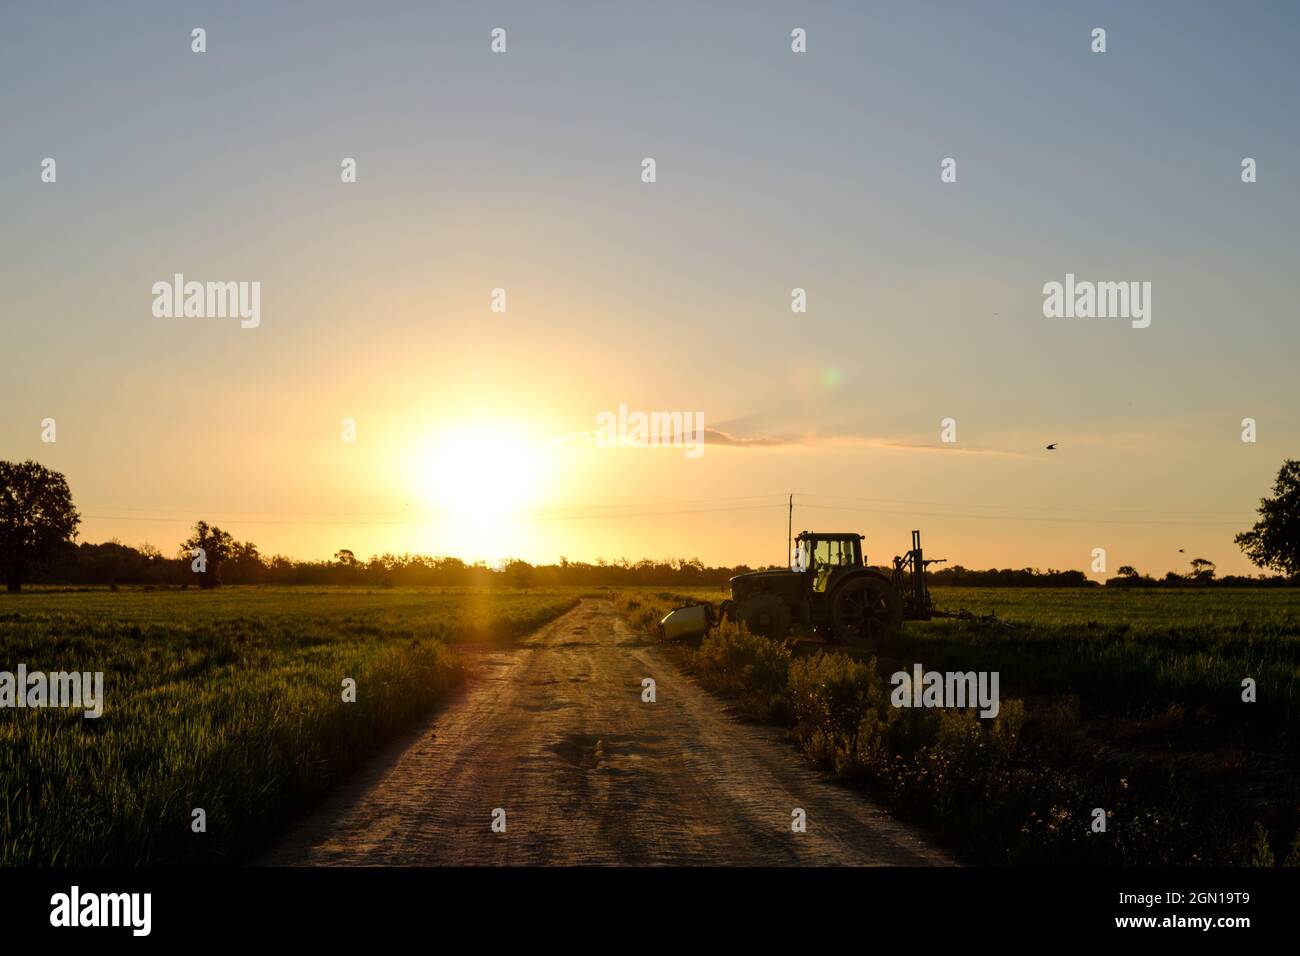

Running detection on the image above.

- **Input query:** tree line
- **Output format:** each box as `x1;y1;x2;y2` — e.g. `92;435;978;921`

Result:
4;458;1300;591
18;540;1297;590
26;541;749;589
930;562;1295;589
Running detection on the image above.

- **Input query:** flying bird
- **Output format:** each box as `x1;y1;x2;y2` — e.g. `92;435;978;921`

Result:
1045;443;1058;450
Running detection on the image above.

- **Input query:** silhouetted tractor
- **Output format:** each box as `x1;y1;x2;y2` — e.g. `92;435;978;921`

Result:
660;530;942;644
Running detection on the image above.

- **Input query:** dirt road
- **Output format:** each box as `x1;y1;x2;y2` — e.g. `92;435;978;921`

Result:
264;600;951;865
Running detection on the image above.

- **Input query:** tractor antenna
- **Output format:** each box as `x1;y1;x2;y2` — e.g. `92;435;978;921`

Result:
787;493;793;568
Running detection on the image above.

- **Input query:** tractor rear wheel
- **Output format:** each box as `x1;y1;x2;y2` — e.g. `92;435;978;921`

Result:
831;576;903;643
735;594;791;640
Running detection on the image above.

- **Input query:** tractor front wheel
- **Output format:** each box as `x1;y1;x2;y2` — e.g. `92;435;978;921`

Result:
831;577;903;644
735;594;791;640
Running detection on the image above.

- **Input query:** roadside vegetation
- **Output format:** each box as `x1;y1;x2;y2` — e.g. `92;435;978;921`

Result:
615;586;1300;865
0;588;578;865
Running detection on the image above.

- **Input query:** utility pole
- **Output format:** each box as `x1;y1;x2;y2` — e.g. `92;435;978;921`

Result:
787;493;793;568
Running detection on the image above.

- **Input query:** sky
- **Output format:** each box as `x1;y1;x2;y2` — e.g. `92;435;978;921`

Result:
2;1;1298;576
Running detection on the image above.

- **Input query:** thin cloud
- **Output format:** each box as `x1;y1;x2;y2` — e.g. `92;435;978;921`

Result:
701;428;791;448
877;439;1031;458
706;428;1029;456
557;425;1028;456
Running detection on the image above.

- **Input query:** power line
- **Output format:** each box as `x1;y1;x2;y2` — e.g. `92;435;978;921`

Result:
76;490;1253;529
80;503;787;526
797;503;1245;527
793;491;1249;517
79;491;1251;522
77;494;789;518
532;504;783;521
80;501;1246;529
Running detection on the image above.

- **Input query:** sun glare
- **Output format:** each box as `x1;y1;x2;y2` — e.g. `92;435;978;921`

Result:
412;423;551;559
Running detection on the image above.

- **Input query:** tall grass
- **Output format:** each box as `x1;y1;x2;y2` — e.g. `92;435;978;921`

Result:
616;587;1300;864
0;588;578;865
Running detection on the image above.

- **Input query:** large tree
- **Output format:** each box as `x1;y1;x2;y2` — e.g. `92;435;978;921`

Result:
180;521;235;589
1236;459;1300;577
0;460;81;592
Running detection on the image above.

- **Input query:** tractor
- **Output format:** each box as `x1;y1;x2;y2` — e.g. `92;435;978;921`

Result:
659;529;942;644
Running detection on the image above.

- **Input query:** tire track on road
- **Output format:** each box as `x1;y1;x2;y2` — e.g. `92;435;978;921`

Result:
263;600;952;866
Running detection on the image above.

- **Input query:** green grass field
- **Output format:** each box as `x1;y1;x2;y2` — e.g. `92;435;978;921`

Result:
932;585;1300;629
920;587;1300;733
0;587;578;866
617;586;1300;865
5;584;1298;866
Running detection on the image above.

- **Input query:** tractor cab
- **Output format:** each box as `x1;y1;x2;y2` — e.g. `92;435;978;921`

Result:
793;531;865;593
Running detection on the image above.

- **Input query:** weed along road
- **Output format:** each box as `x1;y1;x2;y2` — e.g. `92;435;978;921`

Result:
264;600;950;866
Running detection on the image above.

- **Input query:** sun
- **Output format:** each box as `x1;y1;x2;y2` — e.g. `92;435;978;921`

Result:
411;423;551;559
